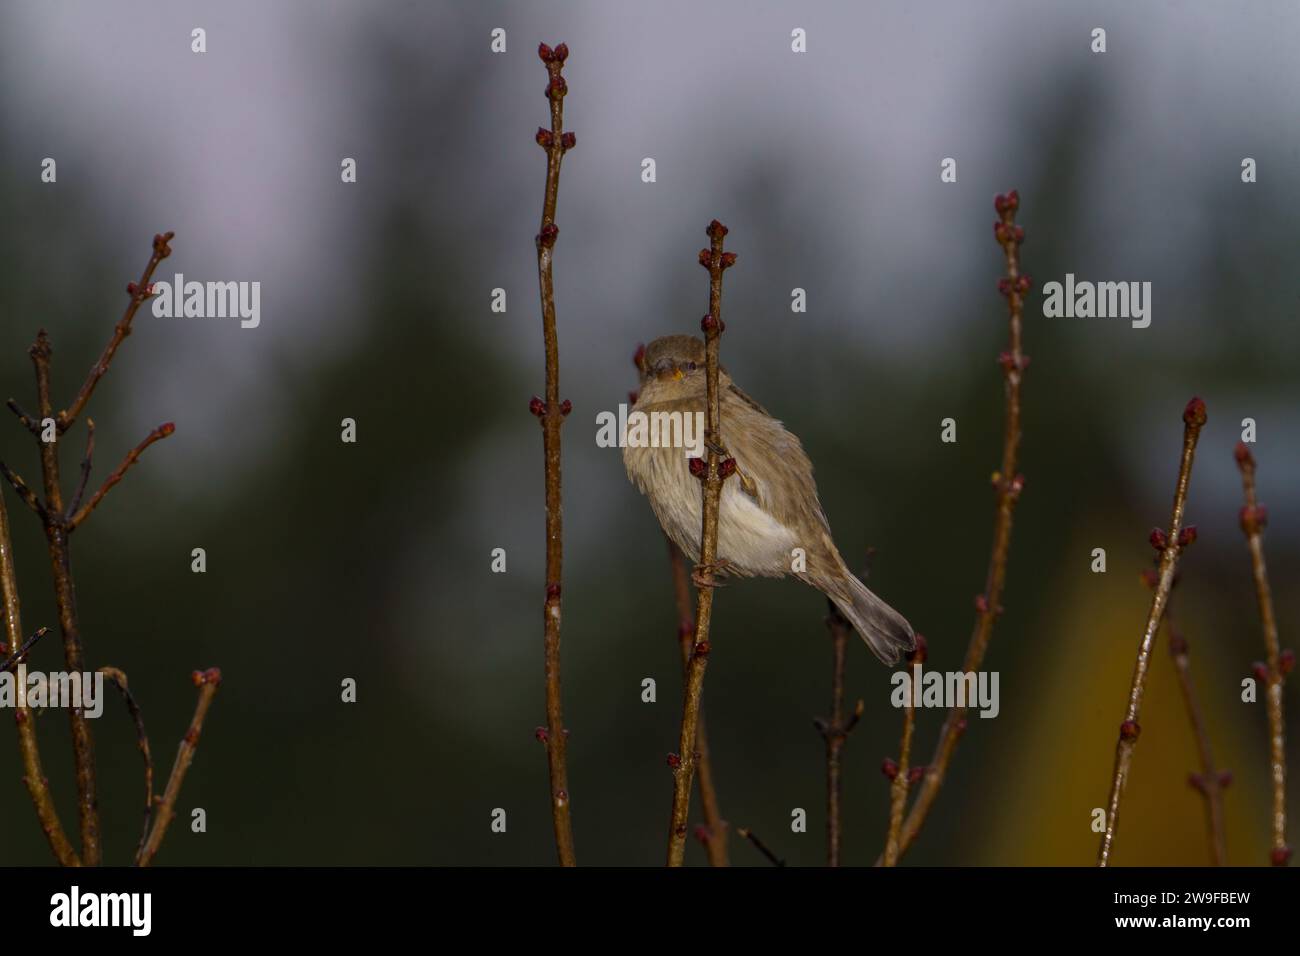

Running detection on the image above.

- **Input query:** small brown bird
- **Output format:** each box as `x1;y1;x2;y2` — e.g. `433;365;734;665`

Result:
624;334;915;665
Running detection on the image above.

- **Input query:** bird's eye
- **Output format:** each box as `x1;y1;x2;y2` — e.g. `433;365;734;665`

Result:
686;362;697;371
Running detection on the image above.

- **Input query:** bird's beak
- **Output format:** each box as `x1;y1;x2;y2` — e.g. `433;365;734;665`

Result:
672;367;684;381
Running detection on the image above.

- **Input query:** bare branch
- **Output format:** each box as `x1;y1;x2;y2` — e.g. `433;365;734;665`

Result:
1235;442;1291;866
98;667;155;863
58;232;174;433
1;490;78;865
67;418;96;519
894;191;1030;861
736;827;786;867
884;639;924;866
1159;594;1228;866
29;328;102;864
1097;397;1207;866
0;461;47;522
818;600;864;866
67;422;175;531
531;39;578;867
668;539;728;865
667;219;737;866
6;398;39;436
138;668;221;866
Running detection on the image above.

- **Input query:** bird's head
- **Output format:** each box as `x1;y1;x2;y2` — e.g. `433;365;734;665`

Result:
635;335;712;395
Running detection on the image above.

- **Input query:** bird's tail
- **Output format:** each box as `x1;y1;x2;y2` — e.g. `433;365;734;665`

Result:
826;571;915;666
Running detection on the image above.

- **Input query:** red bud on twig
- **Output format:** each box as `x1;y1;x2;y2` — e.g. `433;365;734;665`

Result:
1182;396;1207;427
1240;505;1268;534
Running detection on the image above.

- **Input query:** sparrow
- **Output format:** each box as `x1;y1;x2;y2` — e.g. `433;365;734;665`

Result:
623;334;915;665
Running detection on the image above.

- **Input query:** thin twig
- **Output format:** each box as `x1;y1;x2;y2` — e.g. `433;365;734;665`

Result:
1235;442;1291;866
666;219;737;866
1159;592;1228;866
893;191;1030;861
137;668;221;867
817;600;864;866
68;418;96;519
737;827;787;867
58;232;173;433
67;422;174;530
668;539;728;866
29;329;102;865
98;667;155;863
1;626;50;673
884;639;923;866
1097;397;1206;866
0;490;78;865
0;461;47;522
6;398;39;436
8;232;184;867
532;40;577;866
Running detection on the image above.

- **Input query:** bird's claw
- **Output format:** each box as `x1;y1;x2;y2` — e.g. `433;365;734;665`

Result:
692;559;734;589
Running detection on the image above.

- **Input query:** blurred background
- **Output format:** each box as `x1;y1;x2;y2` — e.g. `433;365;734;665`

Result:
1;0;1297;866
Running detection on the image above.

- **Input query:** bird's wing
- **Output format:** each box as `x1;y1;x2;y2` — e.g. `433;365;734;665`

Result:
721;389;832;535
727;382;771;417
